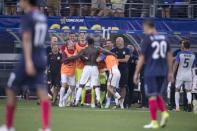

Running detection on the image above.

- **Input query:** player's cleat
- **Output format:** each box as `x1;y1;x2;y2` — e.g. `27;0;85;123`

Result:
193;100;197;114
59;103;64;108
187;104;192;112
38;128;51;131
144;121;159;129
160;111;169;128
0;125;15;131
91;103;96;108
105;104;110;109
176;107;181;112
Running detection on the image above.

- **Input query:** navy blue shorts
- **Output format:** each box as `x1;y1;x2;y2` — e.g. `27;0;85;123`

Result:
144;76;166;97
7;59;47;91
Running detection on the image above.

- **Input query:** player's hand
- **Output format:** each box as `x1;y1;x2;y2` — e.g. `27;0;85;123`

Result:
26;61;36;76
133;73;139;85
168;72;174;83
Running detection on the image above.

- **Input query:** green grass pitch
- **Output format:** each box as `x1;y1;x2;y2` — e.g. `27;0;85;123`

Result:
0;100;197;131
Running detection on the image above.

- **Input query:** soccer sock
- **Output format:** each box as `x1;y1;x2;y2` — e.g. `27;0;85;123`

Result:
115;98;119;106
59;87;65;104
175;92;180;109
95;88;101;102
81;88;86;104
100;91;106;104
114;92;121;99
187;92;192;104
91;88;95;104
6;104;15;128
63;88;72;102
105;96;111;106
75;87;82;105
149;99;157;121
157;96;166;112
41;100;50;130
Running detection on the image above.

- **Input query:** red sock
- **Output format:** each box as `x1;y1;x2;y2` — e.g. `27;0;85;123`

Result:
157;96;166;112
149;99;157;121
41;100;51;129
6;104;15;128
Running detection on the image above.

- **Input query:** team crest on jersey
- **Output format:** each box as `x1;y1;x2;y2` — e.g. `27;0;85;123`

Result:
57;56;61;60
123;51;126;55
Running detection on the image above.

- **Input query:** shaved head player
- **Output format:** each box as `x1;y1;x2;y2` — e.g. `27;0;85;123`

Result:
0;0;51;131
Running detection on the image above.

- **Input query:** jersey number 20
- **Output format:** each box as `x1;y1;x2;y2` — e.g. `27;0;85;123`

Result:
152;41;167;59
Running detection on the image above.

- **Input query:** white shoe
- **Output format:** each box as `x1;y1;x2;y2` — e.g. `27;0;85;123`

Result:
144;121;159;129
0;125;15;131
105;103;110;109
91;103;96;108
38;128;51;131
59;103;63;108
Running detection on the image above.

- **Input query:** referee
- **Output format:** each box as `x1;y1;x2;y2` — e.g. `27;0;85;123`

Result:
112;37;130;109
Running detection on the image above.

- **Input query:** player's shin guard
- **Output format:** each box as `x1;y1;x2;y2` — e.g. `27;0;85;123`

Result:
81;88;86;105
95;88;101;103
41;100;50;130
91;88;95;104
157;96;166;112
187;92;192;104
175;92;180;109
75;87;82;105
100;91;106;104
149;99;157;121
6;104;15;128
59;87;65;105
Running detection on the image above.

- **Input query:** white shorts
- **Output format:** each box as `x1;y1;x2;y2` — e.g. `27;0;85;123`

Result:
80;65;100;87
107;65;121;88
61;74;76;86
176;79;192;90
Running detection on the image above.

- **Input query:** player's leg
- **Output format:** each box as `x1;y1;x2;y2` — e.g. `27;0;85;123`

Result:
59;74;69;107
75;66;90;106
185;81;193;112
175;80;182;111
92;66;101;107
105;92;112;109
37;88;51;131
156;77;169;128
143;77;159;129
63;75;76;106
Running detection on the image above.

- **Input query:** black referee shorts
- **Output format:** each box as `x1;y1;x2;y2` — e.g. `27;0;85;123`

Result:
119;68;129;88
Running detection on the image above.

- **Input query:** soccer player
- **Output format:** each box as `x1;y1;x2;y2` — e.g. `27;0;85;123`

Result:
75;32;88;106
0;0;50;131
174;40;196;112
97;41;122;109
111;37;130;109
133;20;173;129
59;41;77;107
48;45;62;105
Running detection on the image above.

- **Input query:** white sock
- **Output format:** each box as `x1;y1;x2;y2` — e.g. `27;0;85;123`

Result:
63;88;72;102
105;96;111;106
71;89;76;103
75;87;82;105
95;88;101;102
175;92;180;109
187;92;192;104
120;99;124;109
114;92;121;99
115;98;119;106
59;87;65;105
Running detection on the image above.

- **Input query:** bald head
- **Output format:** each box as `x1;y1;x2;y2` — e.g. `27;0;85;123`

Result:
51;37;58;46
116;37;124;48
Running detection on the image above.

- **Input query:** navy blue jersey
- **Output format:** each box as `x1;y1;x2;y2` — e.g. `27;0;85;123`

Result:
141;34;171;77
21;10;47;70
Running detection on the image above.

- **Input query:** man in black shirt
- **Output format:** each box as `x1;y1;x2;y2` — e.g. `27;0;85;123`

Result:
111;37;130;109
48;45;62;105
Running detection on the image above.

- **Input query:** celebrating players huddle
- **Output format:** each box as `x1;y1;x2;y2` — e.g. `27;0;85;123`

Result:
0;0;196;131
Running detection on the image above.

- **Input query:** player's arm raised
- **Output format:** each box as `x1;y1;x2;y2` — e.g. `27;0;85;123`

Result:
65;49;85;62
97;46;117;57
22;31;36;76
